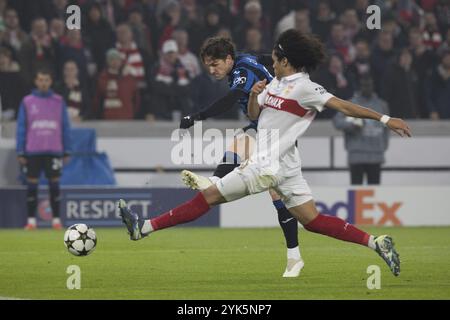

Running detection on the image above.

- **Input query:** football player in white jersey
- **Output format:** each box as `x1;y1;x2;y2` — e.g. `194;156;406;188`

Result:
119;29;411;277
180;37;304;278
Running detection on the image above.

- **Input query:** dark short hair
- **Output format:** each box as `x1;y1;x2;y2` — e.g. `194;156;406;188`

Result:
5;7;18;15
200;37;236;62
274;29;326;73
409;27;421;36
128;3;143;15
34;67;54;79
88;2;102;13
354;37;370;46
31;16;47;26
331;22;344;29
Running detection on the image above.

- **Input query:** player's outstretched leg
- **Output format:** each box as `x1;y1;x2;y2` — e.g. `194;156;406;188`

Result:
119;192;213;241
182;167;306;277
182;178;305;277
289;200;400;276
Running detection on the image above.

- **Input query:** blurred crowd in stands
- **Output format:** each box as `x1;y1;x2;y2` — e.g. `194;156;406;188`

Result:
0;0;449;122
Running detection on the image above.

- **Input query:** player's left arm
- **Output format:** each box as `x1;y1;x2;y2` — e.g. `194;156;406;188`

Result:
248;79;267;120
325;96;412;137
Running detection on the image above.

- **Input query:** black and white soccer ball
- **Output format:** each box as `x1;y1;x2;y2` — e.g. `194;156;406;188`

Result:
64;224;97;256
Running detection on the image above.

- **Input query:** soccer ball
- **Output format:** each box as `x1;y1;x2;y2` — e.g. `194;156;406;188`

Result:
64;224;97;256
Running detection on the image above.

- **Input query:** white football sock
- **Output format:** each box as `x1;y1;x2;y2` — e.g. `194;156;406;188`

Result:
141;219;154;234
27;217;37;225
52;217;61;225
287;246;301;260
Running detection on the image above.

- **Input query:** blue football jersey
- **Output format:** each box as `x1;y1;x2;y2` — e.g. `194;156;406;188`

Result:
228;54;273;129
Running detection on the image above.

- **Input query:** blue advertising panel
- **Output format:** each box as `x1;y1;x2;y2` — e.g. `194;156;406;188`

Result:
0;187;219;228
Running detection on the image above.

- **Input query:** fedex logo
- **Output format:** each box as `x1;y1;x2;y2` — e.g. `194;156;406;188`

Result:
315;189;402;226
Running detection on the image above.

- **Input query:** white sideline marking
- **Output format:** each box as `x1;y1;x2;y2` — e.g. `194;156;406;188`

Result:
0;296;25;300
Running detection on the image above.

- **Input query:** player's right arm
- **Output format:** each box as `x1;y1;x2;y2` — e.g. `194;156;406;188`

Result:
179;90;246;129
180;67;257;129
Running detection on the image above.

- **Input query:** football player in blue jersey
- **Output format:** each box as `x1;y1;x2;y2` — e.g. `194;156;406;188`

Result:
178;37;304;277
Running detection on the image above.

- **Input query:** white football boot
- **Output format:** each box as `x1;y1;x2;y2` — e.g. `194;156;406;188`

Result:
181;170;216;191
282;258;305;278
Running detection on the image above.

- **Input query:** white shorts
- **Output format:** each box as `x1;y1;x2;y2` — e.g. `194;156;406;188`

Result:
216;161;313;209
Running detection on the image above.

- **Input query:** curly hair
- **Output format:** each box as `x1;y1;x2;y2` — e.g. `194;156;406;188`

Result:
273;29;326;73
200;36;236;62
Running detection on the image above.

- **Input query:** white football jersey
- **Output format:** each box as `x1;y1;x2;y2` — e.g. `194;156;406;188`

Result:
251;72;334;176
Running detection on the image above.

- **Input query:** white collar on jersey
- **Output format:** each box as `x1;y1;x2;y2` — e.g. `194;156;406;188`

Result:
281;72;309;82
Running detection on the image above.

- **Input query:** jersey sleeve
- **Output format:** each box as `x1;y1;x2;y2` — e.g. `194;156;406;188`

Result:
16;100;27;155
297;80;334;112
230;68;256;94
61;100;72;155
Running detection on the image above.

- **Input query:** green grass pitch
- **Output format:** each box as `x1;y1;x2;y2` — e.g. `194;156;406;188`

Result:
0;226;449;300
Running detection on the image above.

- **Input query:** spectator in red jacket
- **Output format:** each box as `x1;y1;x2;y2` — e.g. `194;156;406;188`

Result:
92;48;140;120
115;23;148;90
147;39;193;120
18;17;58;90
422;12;443;50
326;22;355;65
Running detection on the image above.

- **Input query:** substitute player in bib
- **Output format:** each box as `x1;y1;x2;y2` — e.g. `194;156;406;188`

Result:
16;68;72;230
119;29;411;277
179;37;304;277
